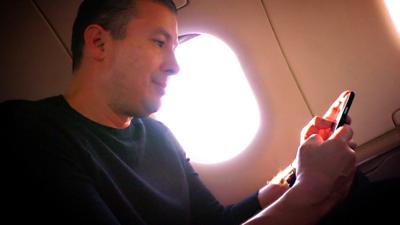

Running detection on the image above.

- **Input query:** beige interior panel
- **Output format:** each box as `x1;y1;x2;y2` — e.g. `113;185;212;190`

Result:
177;0;312;204
0;0;71;102
262;0;400;145
34;0;81;54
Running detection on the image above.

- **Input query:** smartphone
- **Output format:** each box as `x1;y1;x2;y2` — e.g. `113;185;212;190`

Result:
332;91;355;131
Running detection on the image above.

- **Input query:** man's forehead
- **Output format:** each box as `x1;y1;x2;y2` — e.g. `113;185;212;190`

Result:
128;1;178;44
132;1;178;27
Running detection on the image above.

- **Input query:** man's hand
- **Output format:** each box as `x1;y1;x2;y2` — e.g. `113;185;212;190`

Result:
296;126;356;214
295;91;357;214
244;92;358;225
300;90;357;147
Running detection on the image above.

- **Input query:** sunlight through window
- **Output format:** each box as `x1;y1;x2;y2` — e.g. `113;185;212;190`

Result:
385;0;400;35
154;33;261;164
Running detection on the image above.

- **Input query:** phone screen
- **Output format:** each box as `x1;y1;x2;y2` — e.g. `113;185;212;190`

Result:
332;91;355;131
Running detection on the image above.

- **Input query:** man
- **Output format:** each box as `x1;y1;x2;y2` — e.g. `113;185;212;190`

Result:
1;0;377;224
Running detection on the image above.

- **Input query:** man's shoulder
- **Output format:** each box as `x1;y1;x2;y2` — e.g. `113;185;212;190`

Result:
140;117;184;151
1;98;36;122
141;116;165;127
1;95;61;112
140;117;172;135
0;95;62;125
1;98;34;110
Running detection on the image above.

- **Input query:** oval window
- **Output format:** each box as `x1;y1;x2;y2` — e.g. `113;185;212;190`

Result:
154;33;261;164
385;0;400;35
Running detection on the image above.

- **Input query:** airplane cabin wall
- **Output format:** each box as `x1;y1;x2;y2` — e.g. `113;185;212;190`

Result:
177;0;400;204
0;0;73;102
262;0;400;146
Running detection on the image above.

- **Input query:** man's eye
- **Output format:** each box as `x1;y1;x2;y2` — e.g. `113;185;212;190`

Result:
153;39;165;47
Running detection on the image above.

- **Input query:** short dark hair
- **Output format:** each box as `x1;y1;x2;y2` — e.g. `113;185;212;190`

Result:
71;0;177;72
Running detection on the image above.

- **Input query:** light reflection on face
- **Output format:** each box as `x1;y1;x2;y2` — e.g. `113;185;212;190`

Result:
107;1;179;117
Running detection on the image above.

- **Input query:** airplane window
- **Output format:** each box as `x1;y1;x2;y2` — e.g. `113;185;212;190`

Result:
154;33;261;164
385;0;400;35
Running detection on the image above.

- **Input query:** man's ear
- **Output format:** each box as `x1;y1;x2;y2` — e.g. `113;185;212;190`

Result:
83;24;110;61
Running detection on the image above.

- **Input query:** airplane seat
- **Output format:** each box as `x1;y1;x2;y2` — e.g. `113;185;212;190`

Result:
358;144;400;182
393;108;400;127
356;108;400;183
320;140;400;225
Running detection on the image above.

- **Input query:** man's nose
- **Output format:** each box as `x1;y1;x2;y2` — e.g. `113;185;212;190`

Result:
163;51;180;76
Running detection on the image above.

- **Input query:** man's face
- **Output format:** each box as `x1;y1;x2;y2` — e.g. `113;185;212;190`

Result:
106;1;179;117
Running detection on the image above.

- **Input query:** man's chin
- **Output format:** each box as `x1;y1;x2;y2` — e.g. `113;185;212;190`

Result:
140;101;161;118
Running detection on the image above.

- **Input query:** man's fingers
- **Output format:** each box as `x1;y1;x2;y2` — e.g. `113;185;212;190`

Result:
313;116;334;128
323;90;351;121
304;133;324;146
301;116;334;141
304;117;334;133
349;139;358;149
328;124;353;143
345;115;352;125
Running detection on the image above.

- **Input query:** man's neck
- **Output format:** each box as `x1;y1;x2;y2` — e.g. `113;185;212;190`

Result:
64;71;132;129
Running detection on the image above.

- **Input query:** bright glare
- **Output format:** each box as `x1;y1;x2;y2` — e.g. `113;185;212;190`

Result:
385;0;400;35
154;33;261;164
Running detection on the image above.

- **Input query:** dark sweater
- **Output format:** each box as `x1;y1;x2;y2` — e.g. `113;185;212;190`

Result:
1;96;261;225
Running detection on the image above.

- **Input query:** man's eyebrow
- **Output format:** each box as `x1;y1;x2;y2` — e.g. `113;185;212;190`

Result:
154;28;171;39
153;28;178;46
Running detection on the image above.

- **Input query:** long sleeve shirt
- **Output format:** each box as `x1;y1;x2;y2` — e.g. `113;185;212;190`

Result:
1;96;261;225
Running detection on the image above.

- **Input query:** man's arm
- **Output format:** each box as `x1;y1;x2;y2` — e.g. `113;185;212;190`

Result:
245;126;356;225
257;166;293;209
245;91;357;225
245;181;331;225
